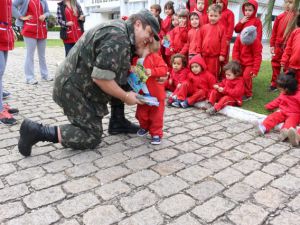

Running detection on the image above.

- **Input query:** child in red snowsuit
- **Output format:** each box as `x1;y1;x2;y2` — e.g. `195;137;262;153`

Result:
269;0;297;91
198;4;227;80
281;10;300;83
164;13;179;67
180;11;201;58
234;0;262;41
187;0;197;12
206;61;244;115
171;55;216;108
160;1;175;37
257;72;300;143
232;26;262;101
135;41;168;145
196;0;209;26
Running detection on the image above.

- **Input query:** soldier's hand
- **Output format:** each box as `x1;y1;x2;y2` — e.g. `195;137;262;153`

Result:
124;92;143;105
66;21;74;26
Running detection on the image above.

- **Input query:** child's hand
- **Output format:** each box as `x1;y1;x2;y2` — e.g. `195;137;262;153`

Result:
66;21;74;26
177;83;182;89
213;84;219;89
240;16;249;24
39;14;46;21
270;47;275;56
219;56;225;62
250;72;257;78
169;79;173;85
218;87;224;92
130;66;136;73
145;68;151;76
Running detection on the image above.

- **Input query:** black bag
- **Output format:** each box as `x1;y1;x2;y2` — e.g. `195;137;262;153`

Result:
60;27;67;40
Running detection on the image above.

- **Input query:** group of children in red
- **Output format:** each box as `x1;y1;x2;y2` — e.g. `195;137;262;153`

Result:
132;0;300;146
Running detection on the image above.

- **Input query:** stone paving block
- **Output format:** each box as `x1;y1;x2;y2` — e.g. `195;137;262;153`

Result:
288;194;300;211
226;123;252;133
169;134;194;144
221;150;247;162
251;151;275;163
49;149;80;159
123;137;146;147
23;186;66;209
264;143;290;156
176;152;204;165
193;196;235;223
177;165;212;183
69;151;101;165
169;127;190;134
124;169;160;186
31;173;67;190
0;148;9;156
120;189;158;213
212;218;234;225
151;160;185;176
0;180;3;189
169;214;203;225
149;176;189;197
5;167;45;185
188;128;210;137
200;156;232;172
254;187;288;209
95;180;131;200
102;135;126;145
0;163;16;176
234;143;262;154
58;219;80;225
250;137;276;147
32;145;56;156
214;167;244;186
99;142;130;157
289;148;300;158
270;211;300;225
83;205;125;225
232;132;254;142
17;155;52;169
65;163;99;178
158;194;195;217
232;159;262;175
123;145;153;158
125;156;156;171
173;141;202;152
186;180;224;203
262;162;288;176
42;159;73;173
94;152;128;168
0;153;24;164
193;136;216;145
224;182;255;202
150;139;175;150
276;154;299;167
228;203;268;225
0;138;18;148
195;146;223;158
5;206;60;225
95;166;131;184
214;139;240;150
204;124;224;132
289;164;300;178
150;148;179;162
63;176;100;194
271;174;300;194
208;131;232;140
57;193;100;218
118;207;163;225
0;201;25;222
243;171;274;189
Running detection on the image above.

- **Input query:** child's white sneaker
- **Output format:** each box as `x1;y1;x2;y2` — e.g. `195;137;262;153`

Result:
256;121;266;135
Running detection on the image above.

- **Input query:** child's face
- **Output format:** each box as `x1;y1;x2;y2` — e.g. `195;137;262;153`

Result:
151;8;160;17
172;15;179;27
191;63;202;74
244;5;255;17
215;0;224;10
172;57;183;72
225;70;237;80
190;15;200;28
278;87;287;94
197;0;205;12
178;16;188;27
208;11;221;24
165;7;173;16
284;0;295;11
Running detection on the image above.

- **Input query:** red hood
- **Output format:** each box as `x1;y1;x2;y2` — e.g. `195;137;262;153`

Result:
242;0;258;18
213;0;228;11
189;54;207;71
190;10;202;28
201;0;209;13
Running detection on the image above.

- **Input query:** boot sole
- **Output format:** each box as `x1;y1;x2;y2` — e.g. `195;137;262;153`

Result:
288;128;299;147
18;119;32;157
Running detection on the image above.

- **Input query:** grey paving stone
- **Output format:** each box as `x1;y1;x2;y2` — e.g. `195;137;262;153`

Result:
224;182;255;202
214;167;244;186
120;189;157;213
254;187;288;209
177;165;212;183
212;218;234;225
209;131;232;140
95;180;131;200
99;142;130;157
232;132;254;142
226;123;252;133
288;194;300;211
228;203;268;225
43;159;73;173
195;146;223;158
289;148;300;158
276;154;299;167
169;127;190;134
235;143;262;154
124;137;146;147
125;156;156;171
176;152;204;165
173;141;202;152
200;156;232;172
158;194;196;217
149;176;189;197
243;171;274;188
151;160;185;176
49;149;80;159
17;155;52;168
0;180;3;189
5;166;45;185
251;151;275;163
186;180;224;203
123;145;153;158
83;205;125;225
169;214;203;225
250;137;276;147
221;150;247;162
94;152;128;168
271;174;300;194
264;143;290;156
118;207;163;225
270;211;300;225
69;151;101;165
23;186;66;209
193;196;235;223
0;201;25;222
188;128;210;137
150;148;179;161
193;136;216;145
289;164;300;178
58;219;80;225
95;166;131;184
102;135;126;145
0;163;16;176
232;159;262;174
57;193;100;218
214;138;240;150
63;176;100;194
5;206;60;225
262;162;288;176
0;184;29;203
31;173;67;190
124;169;160;186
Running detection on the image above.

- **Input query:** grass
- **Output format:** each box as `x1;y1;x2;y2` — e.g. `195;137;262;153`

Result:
242;61;279;115
15;39;64;48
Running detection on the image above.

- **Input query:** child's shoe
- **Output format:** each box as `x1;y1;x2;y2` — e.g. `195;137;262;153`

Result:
200;101;213;110
171;100;180;108
3;104;19;115
151;135;161;145
180;100;189;108
287;127;300;147
137;128;148;137
279;128;289;141
2;90;11;99
0;110;17;125
256;121;266;136
206;107;216;115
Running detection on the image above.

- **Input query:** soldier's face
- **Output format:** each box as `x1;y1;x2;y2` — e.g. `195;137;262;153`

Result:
134;20;155;56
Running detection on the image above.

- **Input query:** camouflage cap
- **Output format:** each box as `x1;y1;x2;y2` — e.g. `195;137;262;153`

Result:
137;9;160;41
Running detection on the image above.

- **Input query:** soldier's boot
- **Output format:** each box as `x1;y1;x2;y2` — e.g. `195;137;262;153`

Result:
18;119;58;157
108;99;139;135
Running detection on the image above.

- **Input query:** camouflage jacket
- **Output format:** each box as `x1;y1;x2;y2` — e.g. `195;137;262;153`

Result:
53;20;135;105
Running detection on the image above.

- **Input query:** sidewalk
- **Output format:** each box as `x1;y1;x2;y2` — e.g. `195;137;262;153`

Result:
0;47;299;225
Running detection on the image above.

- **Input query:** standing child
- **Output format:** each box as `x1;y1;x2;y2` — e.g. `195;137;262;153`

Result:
150;4;163;27
187;0;197;12
164;13;179;67
198;4;227;79
269;0;297;91
206;61;244;115
196;0;209;26
232;26;262;101
171;55;216;108
257;72;300;142
281;9;300;83
234;0;262;41
135;41;168;145
161;1;175;37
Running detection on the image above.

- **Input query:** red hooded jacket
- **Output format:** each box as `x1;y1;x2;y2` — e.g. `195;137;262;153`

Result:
281;28;300;70
187;0;197;12
169;67;189;88
169;26;189;53
160;15;172;37
265;90;300;116
213;0;234;42
0;0;14;51
234;0;263;41
216;77;244;106
232;35;262;75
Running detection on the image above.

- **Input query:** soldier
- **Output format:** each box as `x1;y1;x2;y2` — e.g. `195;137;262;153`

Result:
18;9;160;156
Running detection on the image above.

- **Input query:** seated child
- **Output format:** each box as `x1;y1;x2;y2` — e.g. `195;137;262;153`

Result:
257;71;300;142
205;61;244;115
171;54;216;108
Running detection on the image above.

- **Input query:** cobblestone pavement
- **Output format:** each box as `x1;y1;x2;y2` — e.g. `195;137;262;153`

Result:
0;47;299;225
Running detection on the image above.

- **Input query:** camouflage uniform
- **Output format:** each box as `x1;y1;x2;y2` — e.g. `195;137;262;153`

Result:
53;20;135;149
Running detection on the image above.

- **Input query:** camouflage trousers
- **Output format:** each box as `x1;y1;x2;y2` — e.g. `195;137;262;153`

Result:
53;79;108;150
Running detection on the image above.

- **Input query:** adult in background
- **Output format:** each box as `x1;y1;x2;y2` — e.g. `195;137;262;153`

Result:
57;0;85;56
18;10;161;156
12;0;52;85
